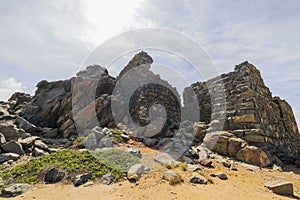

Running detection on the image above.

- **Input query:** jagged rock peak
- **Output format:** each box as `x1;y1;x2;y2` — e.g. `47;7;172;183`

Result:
76;64;109;79
117;51;154;80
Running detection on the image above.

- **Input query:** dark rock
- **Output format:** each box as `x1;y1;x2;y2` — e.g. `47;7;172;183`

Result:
0;153;20;164
0;123;28;141
15;116;40;133
1;141;25;155
73;173;92;187
34;140;49;151
1;184;34;197
44;167;65;184
216;172;228;180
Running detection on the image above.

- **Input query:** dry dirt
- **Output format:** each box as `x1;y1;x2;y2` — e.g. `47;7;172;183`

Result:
1;147;300;200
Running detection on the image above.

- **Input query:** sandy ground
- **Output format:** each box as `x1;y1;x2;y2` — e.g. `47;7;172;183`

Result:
1;148;300;200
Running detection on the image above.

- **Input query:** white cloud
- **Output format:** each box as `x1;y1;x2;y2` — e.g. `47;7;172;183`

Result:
0;78;24;101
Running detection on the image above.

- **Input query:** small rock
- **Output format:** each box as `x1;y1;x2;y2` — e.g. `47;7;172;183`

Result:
83;182;94;187
44;167;65;184
19;136;39;147
127;148;142;158
241;163;260;171
143;138;158;146
0;153;20;164
34;140;49;151
1;184;34;197
100;173;114;185
163;170;178;181
43;128;58;139
216;172;228;180
265;181;294;196
73;173;92;187
187;164;201;172
200;159;213;168
221;160;231;168
154;153;179;166
272;164;283;172
33;147;48;157
1;141;25;155
127;164;145;182
102;127;112;136
98;136;113;148
189;173;207;184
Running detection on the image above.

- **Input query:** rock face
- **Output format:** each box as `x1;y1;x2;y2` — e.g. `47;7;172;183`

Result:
185;61;300;165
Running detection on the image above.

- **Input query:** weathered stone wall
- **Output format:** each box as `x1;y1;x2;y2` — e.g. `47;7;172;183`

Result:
184;61;300;164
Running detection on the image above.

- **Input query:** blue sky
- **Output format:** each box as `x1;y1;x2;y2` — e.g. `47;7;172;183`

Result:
0;0;299;125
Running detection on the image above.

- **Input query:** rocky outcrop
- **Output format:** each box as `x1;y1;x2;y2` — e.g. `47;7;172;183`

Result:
185;61;300;165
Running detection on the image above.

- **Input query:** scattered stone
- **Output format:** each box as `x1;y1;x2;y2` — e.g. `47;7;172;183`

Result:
100;173;114;185
15;116;39;133
154;153;179;166
143;137;158;147
44;167;65;184
127;164;146;182
162;170;178;181
189;173;207;184
1;184;34;197
127;148;142;158
241;163;260;171
19;136;39;147
34;140;49;151
98;136;113;148
0;153;20;164
265;181;294;196
200;159;213;168
216;172;228;180
73;173;92;187
221;160;232;168
187;164;201;172
272;164;283;172
1;141;25;155
0;123;29;141
33;147;48;157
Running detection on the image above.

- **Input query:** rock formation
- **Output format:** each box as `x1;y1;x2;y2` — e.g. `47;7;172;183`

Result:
0;51;299;168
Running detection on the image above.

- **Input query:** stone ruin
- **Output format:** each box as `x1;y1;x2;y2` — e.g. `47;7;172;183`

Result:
0;51;299;168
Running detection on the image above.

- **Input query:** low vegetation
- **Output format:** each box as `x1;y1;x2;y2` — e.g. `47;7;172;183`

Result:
0;149;139;185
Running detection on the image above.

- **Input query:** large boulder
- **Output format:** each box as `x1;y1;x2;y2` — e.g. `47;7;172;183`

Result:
0;123;28;141
237;146;271;167
1;141;25;155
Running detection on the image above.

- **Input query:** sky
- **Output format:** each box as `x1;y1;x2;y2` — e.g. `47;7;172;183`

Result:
0;0;299;124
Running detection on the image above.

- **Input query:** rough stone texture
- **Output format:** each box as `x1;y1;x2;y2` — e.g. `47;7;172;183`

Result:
185;61;300;165
44;167;65;184
73;173;92;187
1;141;25;155
0;153;20;164
189;173;207;184
127;164;145;182
1;184;34;197
265;181;294;196
100;173;114;185
237;146;271;167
